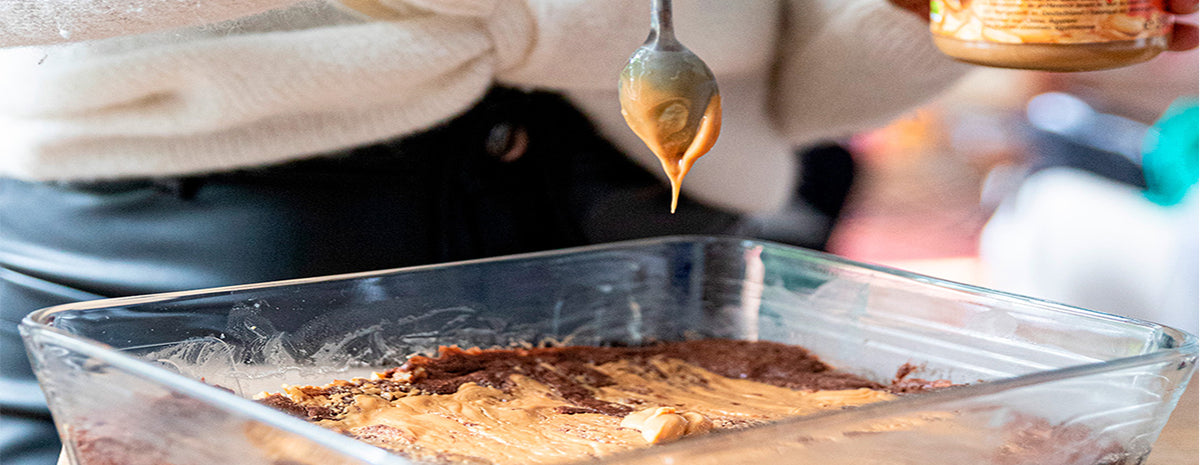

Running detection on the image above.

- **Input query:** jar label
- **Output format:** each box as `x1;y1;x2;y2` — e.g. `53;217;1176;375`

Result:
930;0;1171;44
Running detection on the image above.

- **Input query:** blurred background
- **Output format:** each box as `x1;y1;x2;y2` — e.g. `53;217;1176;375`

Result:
829;49;1198;335
821;42;1198;465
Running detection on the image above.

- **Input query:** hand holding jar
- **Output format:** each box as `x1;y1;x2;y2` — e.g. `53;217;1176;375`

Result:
889;0;1197;70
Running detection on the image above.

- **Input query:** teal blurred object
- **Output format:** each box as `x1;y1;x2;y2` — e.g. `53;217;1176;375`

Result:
1142;98;1199;207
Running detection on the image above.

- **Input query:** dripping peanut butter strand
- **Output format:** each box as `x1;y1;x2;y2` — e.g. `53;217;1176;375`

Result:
665;93;721;213
619;86;722;214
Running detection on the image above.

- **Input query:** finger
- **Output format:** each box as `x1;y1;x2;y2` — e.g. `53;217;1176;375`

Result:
1169;22;1199;51
888;0;930;19
1167;0;1199;15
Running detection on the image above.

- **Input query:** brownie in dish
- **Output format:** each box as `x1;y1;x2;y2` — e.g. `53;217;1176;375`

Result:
256;339;950;464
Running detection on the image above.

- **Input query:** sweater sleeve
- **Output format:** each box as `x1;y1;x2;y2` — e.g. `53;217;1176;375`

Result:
770;0;970;146
0;0;302;46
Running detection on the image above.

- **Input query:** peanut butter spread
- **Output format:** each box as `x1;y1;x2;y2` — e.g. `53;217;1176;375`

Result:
619;48;722;213
256;340;942;465
619;88;722;213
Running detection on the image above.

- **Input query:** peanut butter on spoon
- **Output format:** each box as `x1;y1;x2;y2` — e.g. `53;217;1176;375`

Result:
619;0;722;213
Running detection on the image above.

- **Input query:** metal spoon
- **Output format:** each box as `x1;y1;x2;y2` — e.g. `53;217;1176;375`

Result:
619;0;722;213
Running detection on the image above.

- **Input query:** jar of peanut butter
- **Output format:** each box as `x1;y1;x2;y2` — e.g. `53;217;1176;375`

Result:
930;0;1172;72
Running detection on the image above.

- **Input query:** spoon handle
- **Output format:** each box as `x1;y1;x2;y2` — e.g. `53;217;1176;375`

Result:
648;0;682;49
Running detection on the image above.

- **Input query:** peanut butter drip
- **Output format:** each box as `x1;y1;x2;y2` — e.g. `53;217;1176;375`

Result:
619;71;722;213
257;355;894;465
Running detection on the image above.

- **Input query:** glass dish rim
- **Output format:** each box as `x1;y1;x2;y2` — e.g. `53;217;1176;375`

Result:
20;235;1199;464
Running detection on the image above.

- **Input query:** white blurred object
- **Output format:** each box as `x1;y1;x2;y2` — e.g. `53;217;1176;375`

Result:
980;168;1199;334
1025;92;1147;164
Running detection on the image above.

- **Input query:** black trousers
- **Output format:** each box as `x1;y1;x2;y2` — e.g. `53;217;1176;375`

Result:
1;88;786;464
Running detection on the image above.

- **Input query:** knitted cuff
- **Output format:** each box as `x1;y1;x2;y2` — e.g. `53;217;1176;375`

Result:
332;0;533;72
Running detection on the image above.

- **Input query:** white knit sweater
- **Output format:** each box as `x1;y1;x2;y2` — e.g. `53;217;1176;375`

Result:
0;0;966;213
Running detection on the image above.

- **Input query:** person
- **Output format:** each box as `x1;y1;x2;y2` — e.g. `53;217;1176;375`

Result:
0;1;1195;464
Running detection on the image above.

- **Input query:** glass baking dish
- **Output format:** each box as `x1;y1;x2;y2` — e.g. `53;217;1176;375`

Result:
21;236;1196;465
